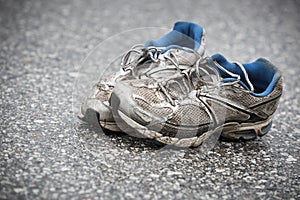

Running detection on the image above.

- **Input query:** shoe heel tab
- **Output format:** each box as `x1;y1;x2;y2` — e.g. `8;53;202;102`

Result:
173;21;203;31
255;58;273;66
255;58;282;77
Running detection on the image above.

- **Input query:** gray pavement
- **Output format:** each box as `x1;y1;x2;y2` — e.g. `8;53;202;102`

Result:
0;0;299;199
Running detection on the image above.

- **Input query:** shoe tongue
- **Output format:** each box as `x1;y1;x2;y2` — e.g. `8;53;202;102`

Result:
191;58;222;90
128;47;199;81
172;49;198;66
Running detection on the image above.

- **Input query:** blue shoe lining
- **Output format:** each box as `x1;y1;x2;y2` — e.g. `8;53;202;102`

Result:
211;54;281;97
144;21;203;51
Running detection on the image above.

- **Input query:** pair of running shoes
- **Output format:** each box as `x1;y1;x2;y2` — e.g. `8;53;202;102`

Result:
78;21;283;147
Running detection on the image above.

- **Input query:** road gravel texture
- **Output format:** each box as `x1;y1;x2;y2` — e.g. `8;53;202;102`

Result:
0;0;299;199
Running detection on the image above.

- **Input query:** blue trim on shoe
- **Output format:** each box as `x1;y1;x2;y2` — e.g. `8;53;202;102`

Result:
211;53;281;97
144;21;203;51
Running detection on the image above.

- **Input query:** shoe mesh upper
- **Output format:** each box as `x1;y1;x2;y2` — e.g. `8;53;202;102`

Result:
219;78;282;107
128;81;213;137
135;98;173;119
169;104;210;126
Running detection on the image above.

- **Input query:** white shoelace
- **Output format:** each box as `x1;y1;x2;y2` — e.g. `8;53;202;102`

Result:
196;58;255;92
119;45;203;105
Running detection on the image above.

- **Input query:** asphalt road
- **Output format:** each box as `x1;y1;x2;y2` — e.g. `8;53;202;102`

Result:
0;0;299;199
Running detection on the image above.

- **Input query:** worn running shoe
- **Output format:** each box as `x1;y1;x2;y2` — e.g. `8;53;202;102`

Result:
111;54;282;147
211;54;283;140
78;22;206;131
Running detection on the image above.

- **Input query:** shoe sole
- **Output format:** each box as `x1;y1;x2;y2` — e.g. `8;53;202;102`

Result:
115;109;273;147
220;117;273;141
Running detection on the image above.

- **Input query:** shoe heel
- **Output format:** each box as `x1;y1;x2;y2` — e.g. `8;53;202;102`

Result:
221;117;273;141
